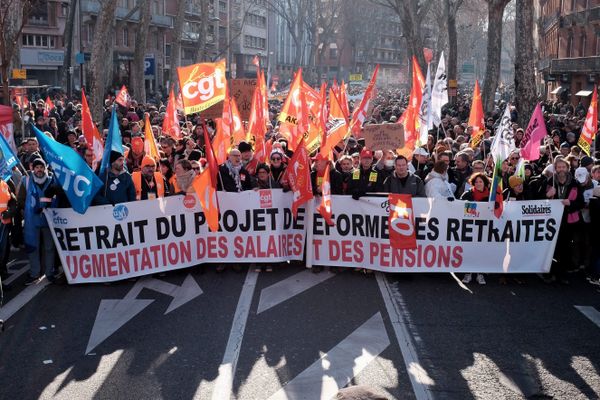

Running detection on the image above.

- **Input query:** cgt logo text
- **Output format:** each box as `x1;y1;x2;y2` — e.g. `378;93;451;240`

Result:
521;204;552;216
51;210;68;225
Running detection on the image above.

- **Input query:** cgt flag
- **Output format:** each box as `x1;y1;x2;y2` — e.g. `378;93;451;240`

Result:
388;194;417;249
115;85;131;108
316;162;334;226
33;126;103;214
577;86;597;155
177;59;226;115
286;138;313;218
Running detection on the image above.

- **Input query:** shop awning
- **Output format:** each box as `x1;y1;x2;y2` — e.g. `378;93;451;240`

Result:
550;86;563;95
575;90;593;97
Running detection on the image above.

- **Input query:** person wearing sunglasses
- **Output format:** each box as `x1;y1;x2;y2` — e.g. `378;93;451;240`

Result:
268;150;289;189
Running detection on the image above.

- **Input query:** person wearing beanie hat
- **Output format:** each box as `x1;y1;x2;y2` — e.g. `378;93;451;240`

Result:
126;136;145;172
581;155;594;171
18;154;57;285
131;156;168;201
95;150;135;206
237;141;253;168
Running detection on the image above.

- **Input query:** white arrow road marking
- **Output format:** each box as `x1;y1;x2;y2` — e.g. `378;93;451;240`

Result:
257;269;335;314
267;312;390;400
208;270;258;400
574;306;600;328
86;275;202;354
0;276;50;321
376;273;434;400
3;260;29;285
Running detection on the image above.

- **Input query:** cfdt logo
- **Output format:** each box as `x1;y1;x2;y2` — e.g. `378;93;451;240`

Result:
113;204;129;221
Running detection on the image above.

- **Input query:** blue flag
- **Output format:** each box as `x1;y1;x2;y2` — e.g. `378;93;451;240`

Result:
99;107;124;176
33;126;103;214
0;132;18;182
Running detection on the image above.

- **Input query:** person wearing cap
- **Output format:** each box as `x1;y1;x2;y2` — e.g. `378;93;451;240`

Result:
238;141;254;168
132;156;169;200
217;148;254;192
348;148;384;200
544;156;584;284
580;155;594;173
126;136;146;172
383;155;426;197
503;175;528;201
311;153;343;197
96;151;136;205
559;142;571;157
411;147;430;180
17;158;58;285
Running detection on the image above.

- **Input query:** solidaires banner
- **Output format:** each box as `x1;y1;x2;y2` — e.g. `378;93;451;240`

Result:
45;190;306;284
310;196;564;273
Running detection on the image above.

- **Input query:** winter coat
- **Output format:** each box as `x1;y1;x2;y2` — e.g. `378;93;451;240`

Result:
425;171;455;199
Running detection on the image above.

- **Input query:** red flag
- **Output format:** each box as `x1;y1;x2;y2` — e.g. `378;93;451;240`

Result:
397;58;424;160
388;194;417;249
44;96;54;117
520;103;548;161
115;85;131;108
338;81;350;121
213;118;230;165
192;169;219;232
203;120;219;188
277;69;306;149
176;91;184;112
493;183;504;219
162;88;182;140
317;162;334;226
469;80;485;148
286;138;313;218
320;88;348;157
350;65;379;137
81;88;104;166
577;86;597;155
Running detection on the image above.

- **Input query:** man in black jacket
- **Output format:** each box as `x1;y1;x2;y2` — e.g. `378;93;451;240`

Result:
217;148;255;192
348;148;384;199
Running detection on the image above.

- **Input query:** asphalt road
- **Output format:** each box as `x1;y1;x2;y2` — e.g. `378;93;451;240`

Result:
1;254;599;400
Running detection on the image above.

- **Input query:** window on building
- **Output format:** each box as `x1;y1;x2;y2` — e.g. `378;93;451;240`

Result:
29;1;49;24
123;28;129;46
219;1;226;12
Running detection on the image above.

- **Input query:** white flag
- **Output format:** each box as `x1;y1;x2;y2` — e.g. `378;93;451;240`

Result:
490;104;515;164
431;52;448;127
418;64;432;145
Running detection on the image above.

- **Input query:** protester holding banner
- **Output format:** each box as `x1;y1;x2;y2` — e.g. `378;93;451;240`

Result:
95;151;136;205
132;156;169;200
18;159;58;285
217;148;254;192
348;148;384;199
171;159;196;194
544;156;584;283
425;161;456;200
383;155;426;197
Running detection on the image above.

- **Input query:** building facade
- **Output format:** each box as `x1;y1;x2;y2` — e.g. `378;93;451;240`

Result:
538;0;600;106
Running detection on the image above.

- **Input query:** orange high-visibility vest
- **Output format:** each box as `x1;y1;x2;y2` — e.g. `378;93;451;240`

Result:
0;180;12;224
132;171;165;200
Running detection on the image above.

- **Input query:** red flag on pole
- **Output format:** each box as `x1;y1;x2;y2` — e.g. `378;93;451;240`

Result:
162;88;182;139
115;85;131;108
317;162;334;226
577;86;597;155
388;194;417;249
286;138;313;218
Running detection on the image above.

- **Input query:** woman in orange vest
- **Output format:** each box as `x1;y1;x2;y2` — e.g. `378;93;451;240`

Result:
131;156;169;200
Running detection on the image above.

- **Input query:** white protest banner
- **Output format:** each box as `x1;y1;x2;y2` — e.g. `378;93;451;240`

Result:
363;123;405;151
46;190;306;284
310;196;564;273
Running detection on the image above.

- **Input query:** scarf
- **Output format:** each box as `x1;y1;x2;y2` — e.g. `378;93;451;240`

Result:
33;172;49;185
226;160;243;192
471;187;490;201
176;170;195;193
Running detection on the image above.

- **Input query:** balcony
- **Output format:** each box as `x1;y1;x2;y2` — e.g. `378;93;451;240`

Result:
81;1;172;27
562;6;600;27
550;56;600;74
538;58;550;71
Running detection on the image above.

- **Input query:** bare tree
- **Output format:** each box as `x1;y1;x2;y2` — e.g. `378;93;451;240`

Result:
514;0;536;127
194;0;210;62
61;0;78;96
131;0;151;103
89;0;118;122
169;0;187;93
0;0;39;105
481;0;511;113
445;0;464;83
372;0;433;73
267;0;311;69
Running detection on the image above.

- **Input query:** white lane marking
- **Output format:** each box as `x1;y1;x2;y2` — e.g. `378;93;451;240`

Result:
257;269;335;314
209;269;259;400
0;277;50;321
86;275;202;354
574;306;600;328
4;261;30;285
268;312;390;400
376;273;434;400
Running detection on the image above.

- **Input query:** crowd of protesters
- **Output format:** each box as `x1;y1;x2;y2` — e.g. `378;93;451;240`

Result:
2;86;600;289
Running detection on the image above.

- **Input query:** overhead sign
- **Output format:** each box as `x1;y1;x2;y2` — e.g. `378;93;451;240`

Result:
12;69;26;79
349;74;363;82
363;123;405;151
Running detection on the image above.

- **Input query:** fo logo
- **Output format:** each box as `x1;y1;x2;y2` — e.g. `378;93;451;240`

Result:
113;204;129;221
259;190;272;208
183;194;197;209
